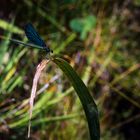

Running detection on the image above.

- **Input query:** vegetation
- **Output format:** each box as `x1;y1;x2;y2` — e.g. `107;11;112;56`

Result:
0;0;140;140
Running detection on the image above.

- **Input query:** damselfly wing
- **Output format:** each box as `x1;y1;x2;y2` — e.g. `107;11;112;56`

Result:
24;23;52;53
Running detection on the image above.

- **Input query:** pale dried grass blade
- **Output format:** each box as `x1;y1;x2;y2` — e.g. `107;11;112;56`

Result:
28;59;50;138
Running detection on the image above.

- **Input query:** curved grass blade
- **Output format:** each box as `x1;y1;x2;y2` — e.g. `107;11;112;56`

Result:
53;57;100;140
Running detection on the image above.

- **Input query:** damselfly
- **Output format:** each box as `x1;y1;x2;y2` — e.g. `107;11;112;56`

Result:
0;23;53;55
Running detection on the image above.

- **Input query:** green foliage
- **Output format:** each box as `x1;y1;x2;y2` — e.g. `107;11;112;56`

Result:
0;19;23;34
63;0;77;4
134;0;140;5
70;15;96;40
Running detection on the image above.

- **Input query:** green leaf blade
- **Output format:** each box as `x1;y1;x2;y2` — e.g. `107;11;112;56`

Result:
53;57;100;140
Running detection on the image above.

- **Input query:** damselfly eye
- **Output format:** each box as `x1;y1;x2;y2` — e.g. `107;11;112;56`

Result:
51;50;53;53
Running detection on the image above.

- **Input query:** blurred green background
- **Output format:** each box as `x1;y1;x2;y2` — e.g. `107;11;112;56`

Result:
0;0;140;140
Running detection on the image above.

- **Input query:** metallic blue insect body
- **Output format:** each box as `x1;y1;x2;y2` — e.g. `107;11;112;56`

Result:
24;23;52;53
